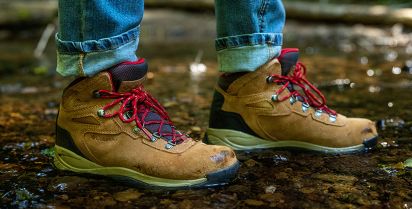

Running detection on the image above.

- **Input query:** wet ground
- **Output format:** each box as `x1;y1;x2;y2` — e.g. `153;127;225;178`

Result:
1;9;412;209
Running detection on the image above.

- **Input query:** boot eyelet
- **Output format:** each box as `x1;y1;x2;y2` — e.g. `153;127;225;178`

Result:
132;126;140;133
123;111;133;120
329;115;337;123
271;94;278;102
266;76;274;83
301;103;310;112
97;109;105;117
93;90;101;98
289;96;296;105
315;109;323;117
151;132;161;142
165;142;175;150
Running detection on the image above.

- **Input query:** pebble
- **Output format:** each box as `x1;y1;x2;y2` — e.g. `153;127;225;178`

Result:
264;185;277;194
113;189;142;202
244;199;265;206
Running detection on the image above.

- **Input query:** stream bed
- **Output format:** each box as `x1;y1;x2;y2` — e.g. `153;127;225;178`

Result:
0;9;411;209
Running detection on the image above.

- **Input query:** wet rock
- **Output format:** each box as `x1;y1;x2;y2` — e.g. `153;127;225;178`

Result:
47;176;89;193
190;126;201;133
160;199;174;205
264;185;277;194
272;154;288;165
312;174;358;184
274;172;289;180
57;194;69;200
244;199;265;206
171;190;206;200
377;117;405;130
300;187;316;194
244;159;259;167
178;199;193;209
210;193;237;203
4;188;40;209
14;188;34;201
113;189;142;202
227;185;250;193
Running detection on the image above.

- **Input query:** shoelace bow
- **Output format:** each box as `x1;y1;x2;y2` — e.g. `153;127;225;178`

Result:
268;62;337;116
95;86;185;144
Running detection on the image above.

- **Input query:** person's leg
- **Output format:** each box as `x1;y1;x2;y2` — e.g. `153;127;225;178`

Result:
54;0;239;188
56;0;143;76
215;0;285;72
207;0;378;153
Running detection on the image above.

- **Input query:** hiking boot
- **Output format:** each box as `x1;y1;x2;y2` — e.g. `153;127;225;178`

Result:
54;59;239;188
206;48;378;154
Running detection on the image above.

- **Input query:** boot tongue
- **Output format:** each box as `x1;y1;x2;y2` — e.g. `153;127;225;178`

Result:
278;48;299;76
108;58;148;92
108;59;180;142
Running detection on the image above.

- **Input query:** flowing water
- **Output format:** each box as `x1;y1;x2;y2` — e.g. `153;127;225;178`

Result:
0;9;411;209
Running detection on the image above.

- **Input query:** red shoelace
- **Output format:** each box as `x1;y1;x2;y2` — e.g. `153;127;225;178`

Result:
95;86;185;144
268;61;337;116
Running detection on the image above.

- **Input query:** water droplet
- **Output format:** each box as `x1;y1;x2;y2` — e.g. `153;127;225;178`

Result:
392;66;402;75
190;63;207;74
406;44;412;54
36;173;47;177
366;69;375;76
368;86;381;93
265;185;277;194
406;60;412;67
385;51;398;62
388;102;394;107
360;56;368;65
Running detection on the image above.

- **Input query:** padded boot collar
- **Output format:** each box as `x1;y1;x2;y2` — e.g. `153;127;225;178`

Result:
226;59;281;96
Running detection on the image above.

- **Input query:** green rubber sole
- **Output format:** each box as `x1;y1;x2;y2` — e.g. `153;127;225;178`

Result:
53;145;239;188
206;128;374;154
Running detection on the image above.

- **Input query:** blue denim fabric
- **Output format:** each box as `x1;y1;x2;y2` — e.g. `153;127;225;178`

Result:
56;0;143;76
56;0;285;76
215;0;285;72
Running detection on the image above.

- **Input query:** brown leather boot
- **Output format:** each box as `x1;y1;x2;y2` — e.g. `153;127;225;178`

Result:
207;48;378;154
54;59;239;188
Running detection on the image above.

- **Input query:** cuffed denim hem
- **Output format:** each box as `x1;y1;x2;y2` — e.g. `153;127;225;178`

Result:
215;33;282;72
56;27;139;77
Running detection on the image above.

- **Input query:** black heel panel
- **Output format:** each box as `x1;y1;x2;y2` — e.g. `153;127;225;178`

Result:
56;125;87;159
208;91;257;137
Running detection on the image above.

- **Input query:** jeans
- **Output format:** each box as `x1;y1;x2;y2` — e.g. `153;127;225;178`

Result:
56;0;285;76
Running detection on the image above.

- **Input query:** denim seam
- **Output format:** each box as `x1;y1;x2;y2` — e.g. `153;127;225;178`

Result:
217;43;277;53
215;33;283;51
80;0;85;40
218;42;279;50
258;0;269;32
56;26;140;54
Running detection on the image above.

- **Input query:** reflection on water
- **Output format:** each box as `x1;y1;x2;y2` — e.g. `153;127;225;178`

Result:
0;9;412;209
